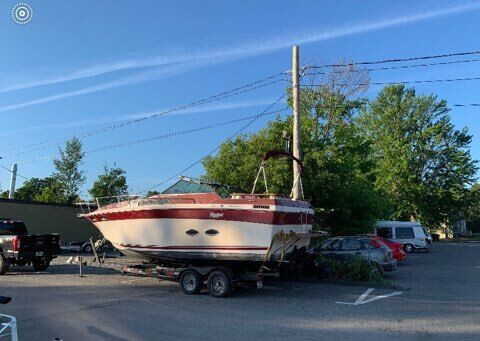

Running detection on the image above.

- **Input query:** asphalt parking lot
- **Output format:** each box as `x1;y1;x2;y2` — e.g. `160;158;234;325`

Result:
0;242;479;340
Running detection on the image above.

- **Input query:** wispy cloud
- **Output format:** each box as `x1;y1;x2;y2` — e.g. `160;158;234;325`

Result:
1;1;479;112
0;98;276;137
0;62;206;113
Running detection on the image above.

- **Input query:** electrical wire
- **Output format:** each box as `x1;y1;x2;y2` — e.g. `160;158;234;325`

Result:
304;49;480;69
301;76;480;87
0;165;29;180
139;93;288;193
13;107;289;164
0;72;289;155
302;58;480;76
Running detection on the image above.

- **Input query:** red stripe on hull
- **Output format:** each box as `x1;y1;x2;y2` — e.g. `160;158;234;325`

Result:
88;208;314;225
120;244;269;251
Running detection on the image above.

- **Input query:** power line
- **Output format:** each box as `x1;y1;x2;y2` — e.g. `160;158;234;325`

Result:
452;103;480;107
301;76;480;87
0;72;289;156
303;58;480;76
139;93;288;194
14;108;289;164
86;109;288;154
304;49;480;69
0;165;29;181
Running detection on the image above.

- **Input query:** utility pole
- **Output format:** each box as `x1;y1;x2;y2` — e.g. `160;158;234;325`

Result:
8;163;17;199
291;45;302;200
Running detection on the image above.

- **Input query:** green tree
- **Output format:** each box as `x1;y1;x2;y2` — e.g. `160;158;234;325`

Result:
361;84;477;229
89;164;128;200
34;178;65;203
145;190;160;197
13;176;64;203
53;137;86;204
466;183;480;233
203;68;390;234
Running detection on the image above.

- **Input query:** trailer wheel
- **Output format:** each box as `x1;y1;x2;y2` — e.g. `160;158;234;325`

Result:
207;269;232;298
0;255;9;275
180;269;203;295
33;259;50;271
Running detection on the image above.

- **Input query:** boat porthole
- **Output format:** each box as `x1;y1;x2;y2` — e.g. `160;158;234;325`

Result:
186;229;199;236
205;229;219;236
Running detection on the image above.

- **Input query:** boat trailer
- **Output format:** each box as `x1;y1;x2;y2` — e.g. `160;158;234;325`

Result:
67;231;326;298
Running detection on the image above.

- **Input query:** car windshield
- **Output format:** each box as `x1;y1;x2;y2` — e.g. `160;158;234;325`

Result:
162;177;230;198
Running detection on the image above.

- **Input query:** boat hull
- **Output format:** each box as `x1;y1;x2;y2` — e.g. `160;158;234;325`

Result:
90;216;310;263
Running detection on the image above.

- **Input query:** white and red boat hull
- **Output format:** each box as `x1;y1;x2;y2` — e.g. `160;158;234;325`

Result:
83;198;314;264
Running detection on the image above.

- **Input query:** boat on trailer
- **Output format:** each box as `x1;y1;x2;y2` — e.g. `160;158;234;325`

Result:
80;160;314;266
79;45;316;297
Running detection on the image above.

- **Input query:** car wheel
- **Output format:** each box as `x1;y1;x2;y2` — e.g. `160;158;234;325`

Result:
33;259;50;271
0;255;10;275
403;244;414;253
83;244;93;253
207;269;232;298
180;269;203;295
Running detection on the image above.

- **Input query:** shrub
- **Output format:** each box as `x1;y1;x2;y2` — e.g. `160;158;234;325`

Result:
315;254;385;283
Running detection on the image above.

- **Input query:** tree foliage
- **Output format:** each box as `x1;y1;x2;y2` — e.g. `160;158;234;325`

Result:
53;137;86;204
203;71;477;234
145;190;160;197
89;164;128;200
15;176;64;203
466;184;480;233
360;85;477;228
204;67;390;234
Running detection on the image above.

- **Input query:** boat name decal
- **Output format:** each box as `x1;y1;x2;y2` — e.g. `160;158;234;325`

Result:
209;212;224;219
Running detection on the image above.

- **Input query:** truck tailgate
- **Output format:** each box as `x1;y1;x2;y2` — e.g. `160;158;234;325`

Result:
19;234;61;255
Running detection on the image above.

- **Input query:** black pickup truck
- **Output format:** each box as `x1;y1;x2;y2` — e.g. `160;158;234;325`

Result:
0;218;61;274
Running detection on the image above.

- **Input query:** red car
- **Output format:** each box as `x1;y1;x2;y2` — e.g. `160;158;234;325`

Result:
367;235;406;261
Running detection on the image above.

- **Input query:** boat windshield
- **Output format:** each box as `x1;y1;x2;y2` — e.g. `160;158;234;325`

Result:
161;177;230;197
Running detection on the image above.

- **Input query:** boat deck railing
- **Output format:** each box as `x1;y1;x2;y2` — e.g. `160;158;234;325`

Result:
77;194;200;214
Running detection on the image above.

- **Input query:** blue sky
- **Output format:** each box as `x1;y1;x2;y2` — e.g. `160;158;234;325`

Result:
1;0;480;197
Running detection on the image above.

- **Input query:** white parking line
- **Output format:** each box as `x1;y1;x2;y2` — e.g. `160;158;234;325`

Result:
0;314;18;341
336;288;403;305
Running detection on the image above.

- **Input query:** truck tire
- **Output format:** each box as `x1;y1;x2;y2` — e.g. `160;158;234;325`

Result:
207;269;232;298
0;255;10;275
179;269;203;295
403;244;414;253
83;244;93;253
33;259;50;271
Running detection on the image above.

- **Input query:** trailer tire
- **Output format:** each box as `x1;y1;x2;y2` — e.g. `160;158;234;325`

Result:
0;255;9;275
33;259;50;271
180;269;203;295
207;269;232;298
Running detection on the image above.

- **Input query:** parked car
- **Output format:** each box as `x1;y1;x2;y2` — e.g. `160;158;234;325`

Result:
374;221;429;253
314;236;397;272
61;241;93;253
366;235;406;261
0;218;61;274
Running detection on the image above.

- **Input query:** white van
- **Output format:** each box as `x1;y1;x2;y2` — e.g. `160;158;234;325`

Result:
374;221;429;253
